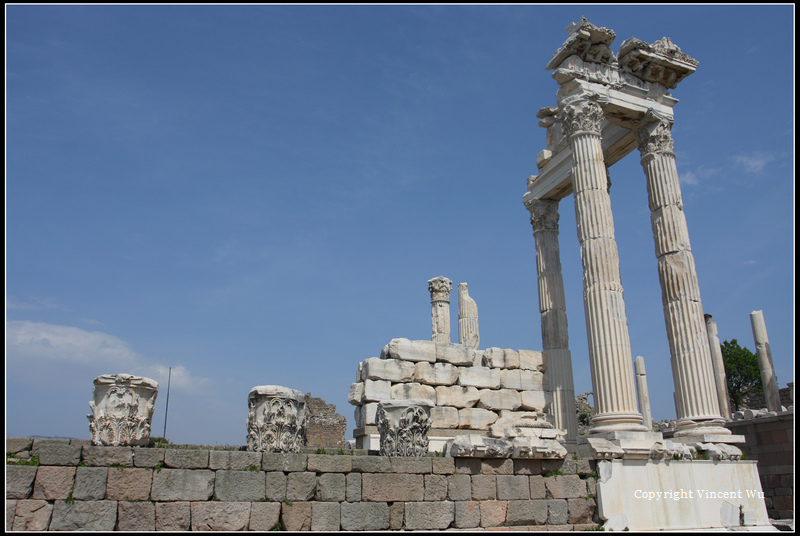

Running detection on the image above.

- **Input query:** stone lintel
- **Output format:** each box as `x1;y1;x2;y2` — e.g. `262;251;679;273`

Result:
668;434;746;445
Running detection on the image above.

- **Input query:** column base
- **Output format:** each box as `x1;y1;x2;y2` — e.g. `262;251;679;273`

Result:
578;430;664;460
589;411;650;434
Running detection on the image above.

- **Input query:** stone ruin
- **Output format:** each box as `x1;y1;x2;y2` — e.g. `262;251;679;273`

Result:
87;374;159;447
348;276;567;458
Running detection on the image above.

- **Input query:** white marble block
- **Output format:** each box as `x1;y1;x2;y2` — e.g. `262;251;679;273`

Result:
458;366;501;389
477;389;523;411
88;374;159;447
457;408;499;429
518;349;547;372
390;382;436;403
385;338;437;363
520;390;552;412
355;402;379;428
500;369;545;390
348;382;364;405
362;379;392;402
436;343;478;366
361;357;416;383
246;385;307;453
434;385;480;408
414;362;459;386
482;347;506;368
430;406;460;429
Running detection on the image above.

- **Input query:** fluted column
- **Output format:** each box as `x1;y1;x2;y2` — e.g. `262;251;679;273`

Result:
705;314;732;419
526;198;578;442
558;98;646;433
750;310;780;412
428;277;453;343
636;113;728;436
634;356;653;430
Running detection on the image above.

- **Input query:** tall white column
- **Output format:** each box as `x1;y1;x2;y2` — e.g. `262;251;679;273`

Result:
636;114;728;436
526;197;578;442
750;310;780;412
705;314;732;419
428;277;452;344
558;97;646;433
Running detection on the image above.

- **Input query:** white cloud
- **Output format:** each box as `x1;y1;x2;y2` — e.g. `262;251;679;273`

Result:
680;170;700;186
732;153;775;174
6;321;211;393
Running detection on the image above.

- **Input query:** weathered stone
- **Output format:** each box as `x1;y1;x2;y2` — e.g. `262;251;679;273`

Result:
311;501;341;531
390;501;404;530
155;501;191;531
340;501;390;531
497;475;530;500
477;389;522;411
447;474;472;501
377;399;433;457
362;379;392;402
133;447;165;468
514;459;543;476
265;471;287;502
457;408;499;430
404;501;454;530
454;457;482;475
454;500;481;528
435;385;480;408
305;393;348;450
520;390;552;411
286;471;317;502
546;474;586;499
214;470;266;502
6;465;38;499
150;469;214;501
479;500;507;528
429;276;453;343
307;454;352;473
209;450;261;471
247;385;307;453
390;382;436;402
37;441;82;466
482;458;515;475
391;456;432;473
414;361;460;386
458;366;501;389
345;472;361;502
500;369;545;391
361;473;424;502
431;406;460;428
315;472;346;502
191;502;251;531
506;499;548;526
530;475;547;499
568;497;596;524
6;437;33;455
437;343;480;366
71;466;107;501
106;467;153;501
354;402;379;427
82;445;133;467
261;452;307;472
424;474;448;501
32;466;75;501
351;455;391;473
483;348;506;369
117;501;156;531
471;474;497;500
164;449;208;469
87;373;158;447
386;338;437;363
249;502;281;531
449;434;511;457
547;498;569;524
432;456;455;475
50;500;118;531
518;349;547;371
348;382;364;405
362;357;416;382
12;500;53;531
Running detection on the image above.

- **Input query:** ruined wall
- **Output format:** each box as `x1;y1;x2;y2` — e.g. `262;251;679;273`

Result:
304;393;347;449
6;438;598;531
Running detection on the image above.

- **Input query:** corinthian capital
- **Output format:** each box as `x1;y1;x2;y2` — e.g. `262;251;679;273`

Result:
428;276;453;302
557;99;604;137
527;199;560;233
636;112;675;159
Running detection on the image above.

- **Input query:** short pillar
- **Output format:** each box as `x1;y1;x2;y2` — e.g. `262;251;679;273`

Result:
749;310;780;412
428;276;453;343
705;314;732;419
526;197;578;442
558;97;645;433
634;357;653;430
247;385;307;452
637;113;728;436
457;282;480;349
88;374;159;446
376;399;433;456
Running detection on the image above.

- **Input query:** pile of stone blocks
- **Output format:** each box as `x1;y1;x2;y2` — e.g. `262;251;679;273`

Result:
348;338;552;450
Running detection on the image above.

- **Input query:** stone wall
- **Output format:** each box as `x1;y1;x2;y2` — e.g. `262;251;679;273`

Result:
725;410;794;519
304;393;347;449
739;386;793;412
6;438;599;531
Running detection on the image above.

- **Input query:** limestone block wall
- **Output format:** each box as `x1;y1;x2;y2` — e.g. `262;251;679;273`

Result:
725;410;794;519
348;339;551;448
6;438;599;531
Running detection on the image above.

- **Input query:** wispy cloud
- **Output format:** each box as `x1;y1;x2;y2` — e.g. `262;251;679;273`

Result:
732;153;775;174
6;295;69;312
6;321;211;393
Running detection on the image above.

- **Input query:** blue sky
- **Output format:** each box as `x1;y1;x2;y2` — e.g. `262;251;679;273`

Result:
6;5;794;445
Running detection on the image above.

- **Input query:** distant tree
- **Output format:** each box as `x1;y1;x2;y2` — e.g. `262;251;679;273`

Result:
721;339;762;411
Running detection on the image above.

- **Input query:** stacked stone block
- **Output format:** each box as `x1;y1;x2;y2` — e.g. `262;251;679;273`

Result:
6;438;598;531
349;339;551;443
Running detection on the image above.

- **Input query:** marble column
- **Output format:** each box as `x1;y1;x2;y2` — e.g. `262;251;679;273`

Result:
558;97;645;433
457;282;480;349
705;314;732;419
428;276;453;343
750;310;780;412
636;113;727;436
634;356;653;430
526;197;578;442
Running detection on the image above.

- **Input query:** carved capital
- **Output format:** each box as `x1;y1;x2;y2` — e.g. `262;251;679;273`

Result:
428;276;453;303
246;385;307;453
527;199;560;233
87;374;159;447
557;99;604;138
636;115;675;160
376;400;433;457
